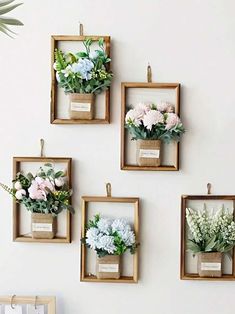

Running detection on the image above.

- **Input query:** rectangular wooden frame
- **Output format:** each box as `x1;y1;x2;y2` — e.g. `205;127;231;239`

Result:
51;35;111;124
80;196;139;283
0;296;56;313
181;194;235;280
121;82;180;171
13;157;72;243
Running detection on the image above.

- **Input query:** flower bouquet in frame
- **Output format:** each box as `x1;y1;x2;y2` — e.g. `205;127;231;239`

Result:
0;163;74;239
186;205;235;277
125;102;185;167
54;38;113;120
81;214;138;279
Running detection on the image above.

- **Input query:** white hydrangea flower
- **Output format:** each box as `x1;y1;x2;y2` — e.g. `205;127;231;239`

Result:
97;218;112;235
118;230;136;246
96;235;116;254
111;218;130;233
14;181;22;190
86;227;101;249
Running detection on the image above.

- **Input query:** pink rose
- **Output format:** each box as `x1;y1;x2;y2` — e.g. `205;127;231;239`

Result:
143;110;164;130
165;113;180;130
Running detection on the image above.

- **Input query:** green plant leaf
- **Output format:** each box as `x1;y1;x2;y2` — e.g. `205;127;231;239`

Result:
0;0;15;8
0;16;23;25
205;235;217;252
0;2;22;15
187;240;201;253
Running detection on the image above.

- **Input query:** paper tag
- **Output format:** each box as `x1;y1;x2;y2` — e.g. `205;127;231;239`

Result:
201;262;221;271
139;149;160;158
71;102;91;112
27;304;45;314
99;264;119;272
32;223;52;232
5;305;23;314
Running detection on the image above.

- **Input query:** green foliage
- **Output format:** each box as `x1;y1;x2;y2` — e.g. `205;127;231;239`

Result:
54;38;113;95
0;0;23;37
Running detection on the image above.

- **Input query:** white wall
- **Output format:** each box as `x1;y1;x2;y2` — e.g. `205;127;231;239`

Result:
1;0;235;313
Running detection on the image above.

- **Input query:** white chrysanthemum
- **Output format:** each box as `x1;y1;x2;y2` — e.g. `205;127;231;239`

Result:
165;113;180;130
125;109;143;127
86;227;101;249
96;235;116;254
97;218;112;235
143;110;164;130
135;102;151;114
112;218;130;233
14;181;22;190
157;101;171;112
118;230;136;246
15;189;26;200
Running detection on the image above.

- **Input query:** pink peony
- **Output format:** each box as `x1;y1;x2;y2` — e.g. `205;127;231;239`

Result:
165;113;180;130
28;177;54;201
135;102;151;115
157;101;171;112
125;109;143;127
143;110;164;130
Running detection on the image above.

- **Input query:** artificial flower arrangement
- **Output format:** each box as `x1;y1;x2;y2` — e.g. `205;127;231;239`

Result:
0;163;74;239
125;102;185;166
186;205;235;277
81;214;138;279
54;38;113;120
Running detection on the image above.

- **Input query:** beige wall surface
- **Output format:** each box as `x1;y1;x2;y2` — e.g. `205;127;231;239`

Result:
1;0;235;313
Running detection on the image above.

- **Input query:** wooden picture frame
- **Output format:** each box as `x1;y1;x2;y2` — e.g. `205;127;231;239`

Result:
13;157;72;243
181;194;235;280
51;35;111;124
121;82;180;171
80;196;139;283
0;296;56;313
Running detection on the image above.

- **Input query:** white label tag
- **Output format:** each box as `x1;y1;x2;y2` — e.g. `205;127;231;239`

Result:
139;149;160;158
71;102;91;112
32;223;52;232
99;264;119;272
5;305;23;314
27;304;45;314
201;262;221;271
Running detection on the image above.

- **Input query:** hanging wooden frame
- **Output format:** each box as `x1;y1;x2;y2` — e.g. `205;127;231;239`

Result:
80;196;139;283
13;157;72;243
121;82;180;171
181;194;235;280
0;296;56;313
51;35;111;124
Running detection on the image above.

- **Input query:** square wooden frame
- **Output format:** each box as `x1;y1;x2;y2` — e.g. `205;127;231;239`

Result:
51;35;111;124
13;157;72;243
181;194;235;280
0;296;56;313
121;82;180;171
80;196;139;283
